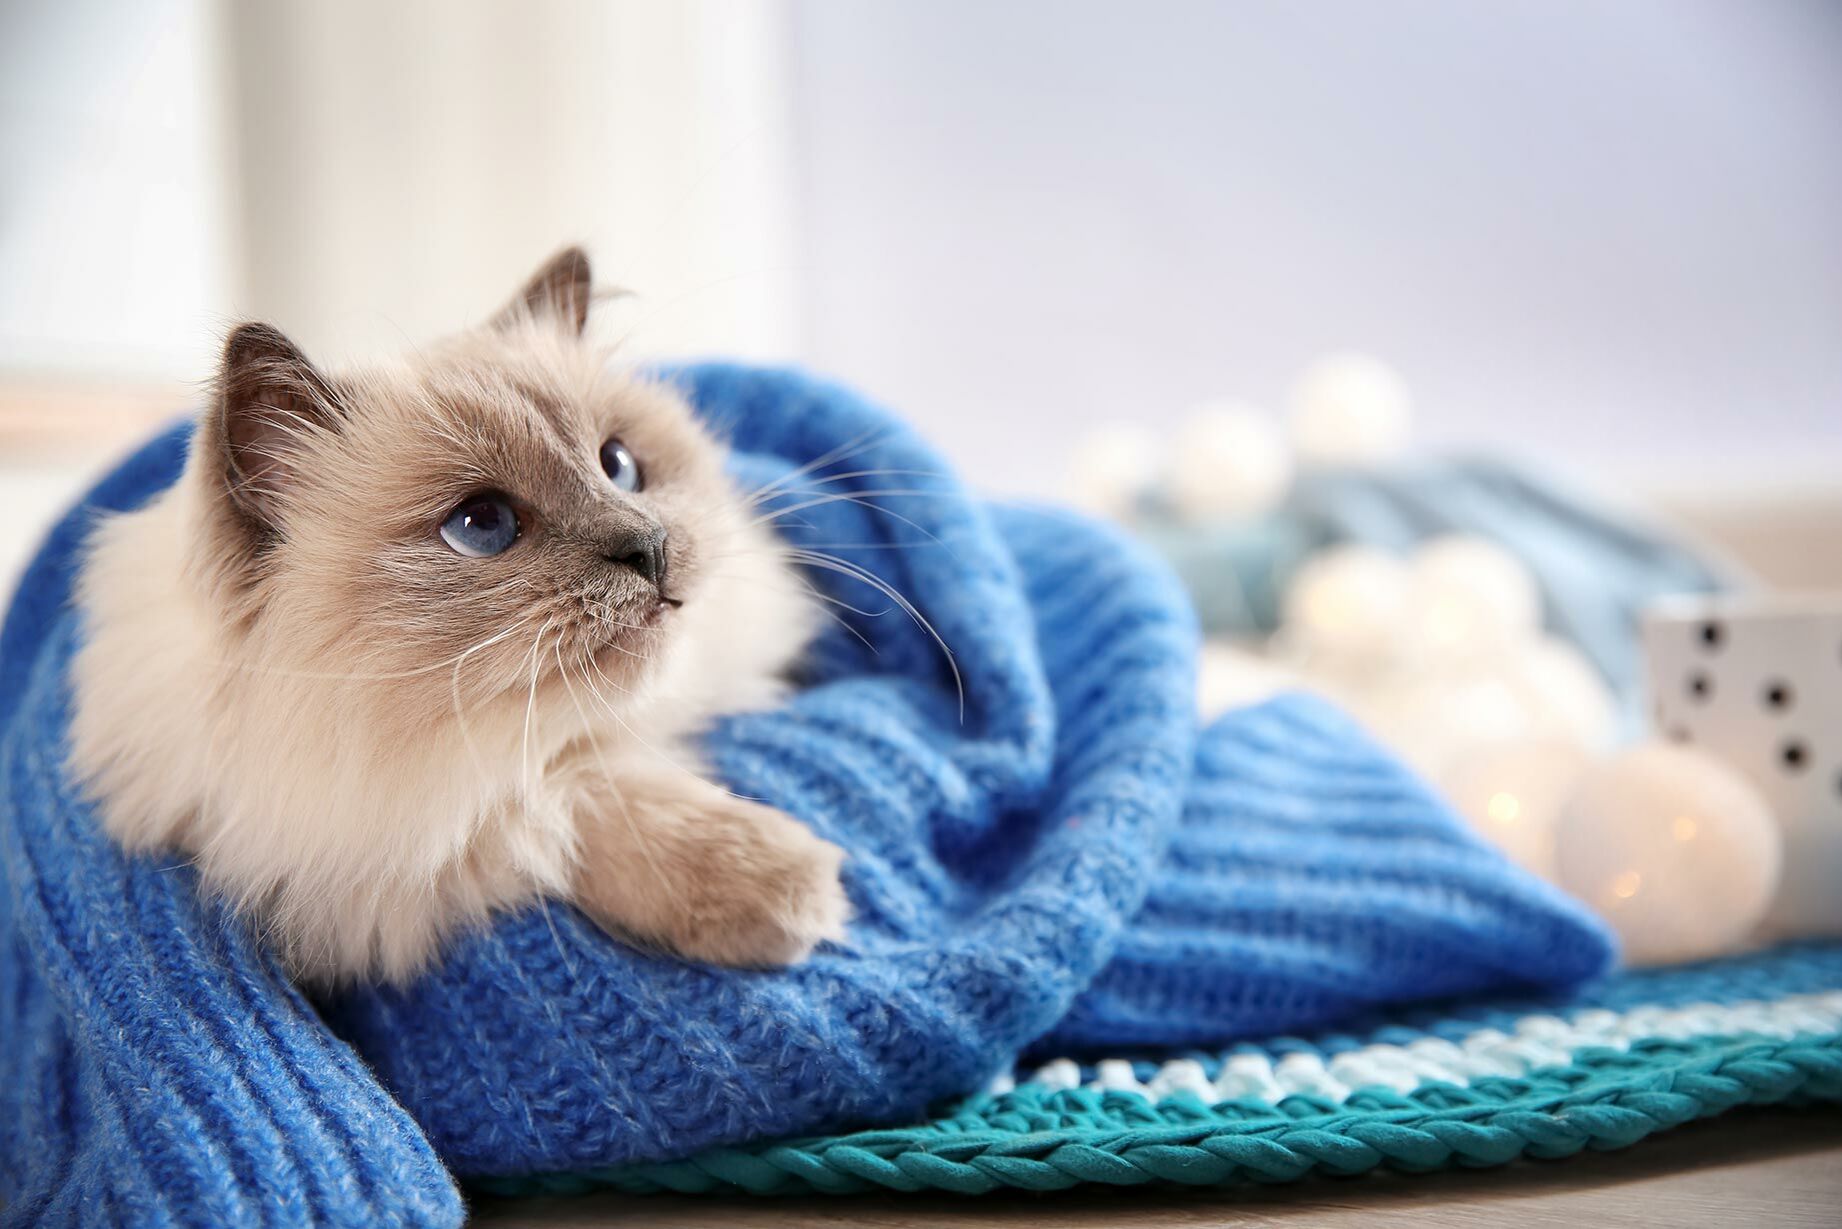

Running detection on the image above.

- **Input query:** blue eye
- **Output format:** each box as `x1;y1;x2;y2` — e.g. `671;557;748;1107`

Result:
439;493;520;557
599;437;642;492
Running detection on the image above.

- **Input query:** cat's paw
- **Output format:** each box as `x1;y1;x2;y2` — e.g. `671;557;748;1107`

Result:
669;802;850;967
573;770;852;968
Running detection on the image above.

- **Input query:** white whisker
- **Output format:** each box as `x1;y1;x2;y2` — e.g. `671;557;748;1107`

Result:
784;548;964;721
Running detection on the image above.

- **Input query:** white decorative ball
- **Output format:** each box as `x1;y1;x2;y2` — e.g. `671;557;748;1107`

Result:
1408;535;1541;649
1440;739;1592;879
1064;422;1162;521
1197;640;1300;720
1280;545;1412;661
1288;352;1414;466
1362;667;1538;780
1506;636;1618;749
1169;401;1293;522
1400;538;1540;668
1553;743;1781;966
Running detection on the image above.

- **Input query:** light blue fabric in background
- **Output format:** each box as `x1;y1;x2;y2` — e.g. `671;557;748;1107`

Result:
1;366;1615;1227
1137;459;1736;700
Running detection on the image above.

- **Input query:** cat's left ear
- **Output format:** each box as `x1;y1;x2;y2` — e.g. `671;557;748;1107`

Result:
214;322;343;531
492;246;592;336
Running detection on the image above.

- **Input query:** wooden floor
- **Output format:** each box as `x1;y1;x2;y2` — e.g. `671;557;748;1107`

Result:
471;1106;1842;1227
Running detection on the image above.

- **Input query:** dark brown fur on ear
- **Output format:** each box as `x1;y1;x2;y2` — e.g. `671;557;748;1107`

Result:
213;322;342;535
494;246;593;335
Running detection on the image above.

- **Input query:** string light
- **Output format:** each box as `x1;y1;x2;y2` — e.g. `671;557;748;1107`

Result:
1169;402;1292;522
1441;739;1589;879
1553;743;1781;966
1288;353;1413;466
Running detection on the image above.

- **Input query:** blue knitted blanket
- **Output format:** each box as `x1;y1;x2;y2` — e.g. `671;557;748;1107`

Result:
478;942;1842;1200
0;364;1612;1227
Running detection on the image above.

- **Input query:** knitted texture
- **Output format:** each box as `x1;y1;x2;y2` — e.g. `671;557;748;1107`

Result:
486;943;1842;1198
1;363;1611;1227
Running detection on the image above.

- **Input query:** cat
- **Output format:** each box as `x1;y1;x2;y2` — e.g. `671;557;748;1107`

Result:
67;247;848;985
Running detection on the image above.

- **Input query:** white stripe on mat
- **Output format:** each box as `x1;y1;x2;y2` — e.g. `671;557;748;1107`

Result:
1006;990;1842;1104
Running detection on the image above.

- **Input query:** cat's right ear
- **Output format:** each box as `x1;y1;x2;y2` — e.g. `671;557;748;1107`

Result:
491;246;592;336
214;323;341;530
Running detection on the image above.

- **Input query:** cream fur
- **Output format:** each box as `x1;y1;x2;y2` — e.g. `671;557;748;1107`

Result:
67;250;839;985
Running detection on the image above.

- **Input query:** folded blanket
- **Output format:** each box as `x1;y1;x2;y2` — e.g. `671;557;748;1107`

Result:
478;942;1842;1199
0;363;1613;1227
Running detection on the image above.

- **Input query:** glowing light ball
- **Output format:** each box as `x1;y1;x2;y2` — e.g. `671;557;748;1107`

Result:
1169;401;1293;522
1507;636;1618;749
1065;422;1161;521
1407;534;1539;641
1280;545;1412;661
1197;640;1300;720
1553;742;1781;966
1287;352;1413;466
1406;535;1541;656
1366;667;1538;780
1440;739;1592;879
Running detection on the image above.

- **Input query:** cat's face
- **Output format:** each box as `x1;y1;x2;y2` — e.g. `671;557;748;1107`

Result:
193;249;752;715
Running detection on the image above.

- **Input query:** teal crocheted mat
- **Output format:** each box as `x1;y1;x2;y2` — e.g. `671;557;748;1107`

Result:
480;943;1842;1198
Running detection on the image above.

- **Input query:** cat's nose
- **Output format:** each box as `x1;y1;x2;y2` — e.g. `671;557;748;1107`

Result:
604;525;668;592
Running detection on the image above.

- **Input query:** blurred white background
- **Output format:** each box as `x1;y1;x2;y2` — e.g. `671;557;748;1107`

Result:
792;0;1842;496
3;0;1840;581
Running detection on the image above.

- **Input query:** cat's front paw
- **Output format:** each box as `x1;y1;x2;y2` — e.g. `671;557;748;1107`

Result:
670;801;850;967
573;771;852;968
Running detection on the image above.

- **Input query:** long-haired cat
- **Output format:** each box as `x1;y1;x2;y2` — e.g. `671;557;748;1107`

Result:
68;248;847;985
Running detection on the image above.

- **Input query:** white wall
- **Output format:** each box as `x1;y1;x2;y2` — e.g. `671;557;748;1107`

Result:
224;0;800;366
788;0;1842;497
0;0;235;379
0;0;799;380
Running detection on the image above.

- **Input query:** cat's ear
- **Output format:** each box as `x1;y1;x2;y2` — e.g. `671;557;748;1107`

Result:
214;322;342;529
492;245;592;336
